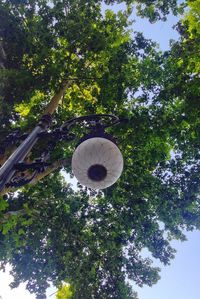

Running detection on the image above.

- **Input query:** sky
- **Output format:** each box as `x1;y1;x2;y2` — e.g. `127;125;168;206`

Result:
1;2;200;299
134;230;200;299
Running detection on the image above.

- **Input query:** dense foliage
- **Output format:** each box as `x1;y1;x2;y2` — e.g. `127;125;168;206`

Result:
0;0;199;298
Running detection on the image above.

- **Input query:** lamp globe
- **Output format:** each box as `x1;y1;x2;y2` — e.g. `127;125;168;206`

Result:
72;136;123;189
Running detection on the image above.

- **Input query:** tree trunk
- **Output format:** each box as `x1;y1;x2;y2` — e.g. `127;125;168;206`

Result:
0;39;6;69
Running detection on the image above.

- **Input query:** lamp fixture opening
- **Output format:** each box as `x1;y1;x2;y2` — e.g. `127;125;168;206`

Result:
88;164;107;181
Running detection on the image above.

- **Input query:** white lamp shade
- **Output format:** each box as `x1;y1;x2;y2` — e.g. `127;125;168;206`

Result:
72;137;123;189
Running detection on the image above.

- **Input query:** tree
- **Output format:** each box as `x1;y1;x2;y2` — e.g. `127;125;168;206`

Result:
0;0;199;299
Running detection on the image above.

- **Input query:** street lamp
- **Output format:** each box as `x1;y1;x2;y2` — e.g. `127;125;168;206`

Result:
0;114;123;192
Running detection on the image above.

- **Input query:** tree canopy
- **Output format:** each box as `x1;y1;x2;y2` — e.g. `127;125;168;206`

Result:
0;0;200;298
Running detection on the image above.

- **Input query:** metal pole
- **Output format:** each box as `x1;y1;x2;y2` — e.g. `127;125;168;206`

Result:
0;115;51;192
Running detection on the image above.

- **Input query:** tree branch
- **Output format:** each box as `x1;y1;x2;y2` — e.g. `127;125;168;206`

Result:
0;158;71;196
30;158;71;185
43;81;72;115
0;209;26;224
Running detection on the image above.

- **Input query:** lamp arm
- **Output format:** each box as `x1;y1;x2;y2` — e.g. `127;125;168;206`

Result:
0;115;52;192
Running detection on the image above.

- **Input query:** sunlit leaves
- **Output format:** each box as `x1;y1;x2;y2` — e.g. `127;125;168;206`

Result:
56;283;73;299
184;0;200;38
15;90;46;117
